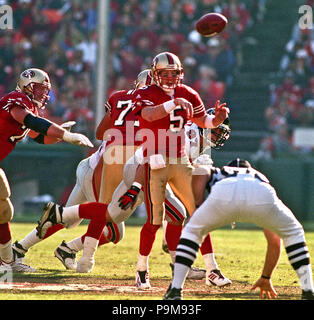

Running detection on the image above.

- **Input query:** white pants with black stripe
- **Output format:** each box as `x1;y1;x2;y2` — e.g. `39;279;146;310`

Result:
182;176;305;248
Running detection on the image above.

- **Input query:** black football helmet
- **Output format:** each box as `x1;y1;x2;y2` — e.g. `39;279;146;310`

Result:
226;158;251;168
199;108;231;150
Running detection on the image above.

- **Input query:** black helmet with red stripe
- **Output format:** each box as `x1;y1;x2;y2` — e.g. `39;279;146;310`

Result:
199;108;231;150
151;52;183;91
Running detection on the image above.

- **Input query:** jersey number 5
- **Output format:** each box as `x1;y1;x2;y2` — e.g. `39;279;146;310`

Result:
170;106;184;132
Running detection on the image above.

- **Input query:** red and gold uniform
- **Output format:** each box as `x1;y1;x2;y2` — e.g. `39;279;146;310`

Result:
98;89;141;204
133;83;206;224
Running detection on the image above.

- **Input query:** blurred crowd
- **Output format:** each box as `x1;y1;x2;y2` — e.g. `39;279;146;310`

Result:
0;0;266;140
255;0;314;159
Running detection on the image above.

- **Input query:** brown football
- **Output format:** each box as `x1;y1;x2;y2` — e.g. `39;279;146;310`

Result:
195;13;228;37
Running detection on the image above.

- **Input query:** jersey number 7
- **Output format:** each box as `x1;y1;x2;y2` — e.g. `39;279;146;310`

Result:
114;100;139;127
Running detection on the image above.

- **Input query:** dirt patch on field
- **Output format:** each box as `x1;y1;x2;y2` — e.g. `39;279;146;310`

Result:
0;277;301;300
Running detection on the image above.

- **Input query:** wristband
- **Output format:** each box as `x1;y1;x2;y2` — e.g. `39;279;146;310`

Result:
132;182;142;190
163;100;176;113
204;115;214;128
261;275;270;280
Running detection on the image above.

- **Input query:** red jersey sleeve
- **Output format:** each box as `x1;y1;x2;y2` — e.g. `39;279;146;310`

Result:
4;91;37;114
180;85;206;118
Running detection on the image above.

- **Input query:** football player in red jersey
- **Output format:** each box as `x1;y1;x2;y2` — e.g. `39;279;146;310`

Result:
34;70;155;273
127;52;229;285
0;68;93;273
95;69;153;205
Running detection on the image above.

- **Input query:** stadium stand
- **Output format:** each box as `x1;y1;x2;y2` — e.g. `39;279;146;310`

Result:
0;0;265;146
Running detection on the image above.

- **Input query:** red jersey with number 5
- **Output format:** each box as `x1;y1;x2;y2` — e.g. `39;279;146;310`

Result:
104;89;141;147
0;90;38;162
132;84;206;157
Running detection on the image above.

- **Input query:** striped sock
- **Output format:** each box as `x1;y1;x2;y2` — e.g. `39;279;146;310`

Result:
285;242;314;292
171;238;199;289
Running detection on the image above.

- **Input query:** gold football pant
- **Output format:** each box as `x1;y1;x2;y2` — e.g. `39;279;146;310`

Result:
98;145;138;204
144;157;195;225
0;168;13;224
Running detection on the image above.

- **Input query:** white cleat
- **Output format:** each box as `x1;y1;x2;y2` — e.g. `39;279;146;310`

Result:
0;259;36;273
76;256;94;273
206;269;232;287
135;270;151;290
54;241;77;270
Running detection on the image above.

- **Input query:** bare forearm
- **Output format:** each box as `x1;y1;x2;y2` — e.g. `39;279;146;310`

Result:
141;104;168;121
262;229;282;278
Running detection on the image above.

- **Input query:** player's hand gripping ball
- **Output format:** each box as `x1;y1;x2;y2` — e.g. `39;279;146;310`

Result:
195;13;228;37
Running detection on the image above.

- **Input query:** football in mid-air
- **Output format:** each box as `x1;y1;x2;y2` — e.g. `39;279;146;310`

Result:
195;13;228;37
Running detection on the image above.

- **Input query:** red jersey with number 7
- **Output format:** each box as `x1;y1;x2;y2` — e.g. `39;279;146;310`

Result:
0;90;38;162
104;89;141;147
132;84;206;158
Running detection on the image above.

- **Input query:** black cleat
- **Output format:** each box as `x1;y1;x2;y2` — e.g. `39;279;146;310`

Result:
301;290;314;300
36;202;62;239
163;284;182;300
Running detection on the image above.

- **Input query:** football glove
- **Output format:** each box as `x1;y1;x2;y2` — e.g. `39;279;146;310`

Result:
63;131;94;147
118;183;142;210
60;121;76;131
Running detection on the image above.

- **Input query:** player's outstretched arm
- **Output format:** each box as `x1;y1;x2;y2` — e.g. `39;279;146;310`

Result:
10;106;93;147
28;121;77;144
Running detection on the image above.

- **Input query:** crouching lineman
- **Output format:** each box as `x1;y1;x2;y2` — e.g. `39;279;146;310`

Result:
164;159;314;300
0;68;93;272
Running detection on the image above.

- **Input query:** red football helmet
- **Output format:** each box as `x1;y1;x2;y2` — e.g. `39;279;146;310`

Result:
151;52;183;91
17;68;51;109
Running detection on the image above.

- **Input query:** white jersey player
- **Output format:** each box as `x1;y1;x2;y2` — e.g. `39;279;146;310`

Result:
164;158;314;300
12;142;126;270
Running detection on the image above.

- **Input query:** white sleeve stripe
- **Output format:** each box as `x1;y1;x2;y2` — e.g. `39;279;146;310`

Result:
105;102;112;113
193;105;205;114
6;101;29;109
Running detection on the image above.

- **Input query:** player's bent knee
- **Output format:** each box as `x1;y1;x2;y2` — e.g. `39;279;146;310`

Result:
0;198;14;223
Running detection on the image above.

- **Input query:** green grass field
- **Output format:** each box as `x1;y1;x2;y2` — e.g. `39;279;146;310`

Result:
1;222;314;301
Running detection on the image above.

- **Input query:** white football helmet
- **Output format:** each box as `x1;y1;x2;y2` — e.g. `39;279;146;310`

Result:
151;52;183;90
17;68;51;109
134;69;153;89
